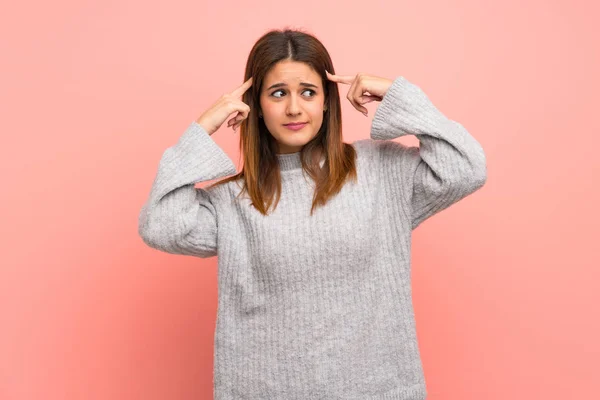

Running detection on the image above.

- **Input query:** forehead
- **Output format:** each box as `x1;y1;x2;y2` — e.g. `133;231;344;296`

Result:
263;61;321;87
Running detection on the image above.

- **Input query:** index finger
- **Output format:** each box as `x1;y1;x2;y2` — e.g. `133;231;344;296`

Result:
231;76;253;97
326;71;354;85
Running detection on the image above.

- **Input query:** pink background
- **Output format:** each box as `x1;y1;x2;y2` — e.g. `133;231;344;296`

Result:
2;1;599;399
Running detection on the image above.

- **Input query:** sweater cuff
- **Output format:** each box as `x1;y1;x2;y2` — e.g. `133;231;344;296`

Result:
164;121;238;184
370;76;445;141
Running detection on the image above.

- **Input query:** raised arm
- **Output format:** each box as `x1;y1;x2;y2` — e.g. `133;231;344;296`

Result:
138;121;237;257
370;76;487;230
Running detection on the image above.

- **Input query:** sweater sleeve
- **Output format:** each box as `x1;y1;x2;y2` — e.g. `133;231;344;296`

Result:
138;121;237;257
370;76;487;230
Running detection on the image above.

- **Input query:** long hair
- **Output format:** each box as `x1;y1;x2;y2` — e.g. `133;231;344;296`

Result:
208;28;357;216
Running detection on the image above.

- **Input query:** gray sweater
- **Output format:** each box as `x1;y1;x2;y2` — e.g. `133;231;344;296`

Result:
138;76;487;400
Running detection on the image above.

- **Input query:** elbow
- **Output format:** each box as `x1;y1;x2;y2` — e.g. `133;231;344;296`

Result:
474;163;488;189
474;145;488;187
138;208;164;251
138;218;179;254
138;214;218;258
465;145;488;192
138;220;162;250
466;168;487;194
138;225;178;254
451;145;487;194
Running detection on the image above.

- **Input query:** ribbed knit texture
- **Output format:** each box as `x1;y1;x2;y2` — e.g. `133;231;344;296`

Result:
138;76;487;400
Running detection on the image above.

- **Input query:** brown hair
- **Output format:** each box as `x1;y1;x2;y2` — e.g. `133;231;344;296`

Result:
208;28;357;216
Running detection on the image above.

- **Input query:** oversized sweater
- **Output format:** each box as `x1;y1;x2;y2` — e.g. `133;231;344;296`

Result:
138;76;487;400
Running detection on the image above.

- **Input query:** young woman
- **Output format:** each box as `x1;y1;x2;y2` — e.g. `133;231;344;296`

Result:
138;28;487;400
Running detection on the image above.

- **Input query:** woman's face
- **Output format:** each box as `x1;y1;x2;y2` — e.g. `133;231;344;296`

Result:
259;60;326;154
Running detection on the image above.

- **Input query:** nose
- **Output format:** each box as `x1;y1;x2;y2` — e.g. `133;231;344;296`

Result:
286;93;301;116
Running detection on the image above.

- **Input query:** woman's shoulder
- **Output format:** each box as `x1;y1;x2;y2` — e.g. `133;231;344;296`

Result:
351;138;378;152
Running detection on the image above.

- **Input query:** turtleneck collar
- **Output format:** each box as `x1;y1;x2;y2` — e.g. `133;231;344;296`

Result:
276;151;303;172
276;151;326;172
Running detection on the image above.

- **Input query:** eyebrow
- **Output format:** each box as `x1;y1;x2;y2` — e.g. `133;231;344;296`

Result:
266;82;319;90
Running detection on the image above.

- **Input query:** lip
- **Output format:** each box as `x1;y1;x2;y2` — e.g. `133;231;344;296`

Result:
283;122;307;131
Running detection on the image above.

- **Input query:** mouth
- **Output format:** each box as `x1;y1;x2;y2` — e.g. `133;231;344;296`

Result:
283;122;308;131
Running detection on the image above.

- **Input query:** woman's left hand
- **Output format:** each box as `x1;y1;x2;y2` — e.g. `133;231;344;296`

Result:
326;71;393;117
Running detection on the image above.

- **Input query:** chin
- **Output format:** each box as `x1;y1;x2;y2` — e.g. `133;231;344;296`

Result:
280;136;313;148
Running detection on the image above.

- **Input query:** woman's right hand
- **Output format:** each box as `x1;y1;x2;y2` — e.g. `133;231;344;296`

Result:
196;76;254;136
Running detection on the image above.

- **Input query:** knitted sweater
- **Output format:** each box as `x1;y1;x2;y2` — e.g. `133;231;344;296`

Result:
138;76;487;400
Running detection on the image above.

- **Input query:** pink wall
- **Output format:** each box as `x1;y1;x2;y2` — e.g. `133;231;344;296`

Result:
2;1;599;399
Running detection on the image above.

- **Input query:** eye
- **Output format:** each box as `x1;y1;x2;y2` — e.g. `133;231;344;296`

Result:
271;89;317;98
